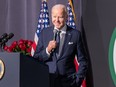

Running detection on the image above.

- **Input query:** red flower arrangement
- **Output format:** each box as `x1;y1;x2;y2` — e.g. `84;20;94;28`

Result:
4;39;33;55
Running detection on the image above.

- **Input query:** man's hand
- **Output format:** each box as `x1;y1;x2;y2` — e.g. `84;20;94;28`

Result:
47;40;57;53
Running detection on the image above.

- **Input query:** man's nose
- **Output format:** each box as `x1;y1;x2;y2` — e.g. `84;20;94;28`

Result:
56;17;59;22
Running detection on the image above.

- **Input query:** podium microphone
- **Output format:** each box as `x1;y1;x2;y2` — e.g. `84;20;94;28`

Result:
0;33;8;42
0;33;14;45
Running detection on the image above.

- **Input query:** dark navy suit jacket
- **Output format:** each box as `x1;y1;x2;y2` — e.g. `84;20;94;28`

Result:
34;25;88;86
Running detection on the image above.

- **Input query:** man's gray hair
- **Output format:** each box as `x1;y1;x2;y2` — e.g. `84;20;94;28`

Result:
51;4;67;14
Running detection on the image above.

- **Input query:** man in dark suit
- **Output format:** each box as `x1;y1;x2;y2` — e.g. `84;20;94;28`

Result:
34;4;88;87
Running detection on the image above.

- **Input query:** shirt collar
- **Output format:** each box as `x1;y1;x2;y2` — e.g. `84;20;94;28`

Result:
54;25;66;34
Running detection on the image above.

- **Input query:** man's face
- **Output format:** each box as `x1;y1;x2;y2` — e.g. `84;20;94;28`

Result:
51;8;67;29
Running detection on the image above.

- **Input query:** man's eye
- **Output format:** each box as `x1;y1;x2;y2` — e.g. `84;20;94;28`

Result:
59;17;63;18
53;16;56;18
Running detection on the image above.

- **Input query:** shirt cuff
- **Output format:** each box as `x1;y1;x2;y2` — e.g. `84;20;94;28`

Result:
46;48;50;56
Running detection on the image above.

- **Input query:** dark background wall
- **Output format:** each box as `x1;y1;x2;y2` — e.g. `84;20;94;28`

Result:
82;0;116;87
0;0;116;87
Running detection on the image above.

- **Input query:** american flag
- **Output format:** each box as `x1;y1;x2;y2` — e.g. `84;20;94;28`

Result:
31;0;50;56
66;0;86;87
66;0;76;29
